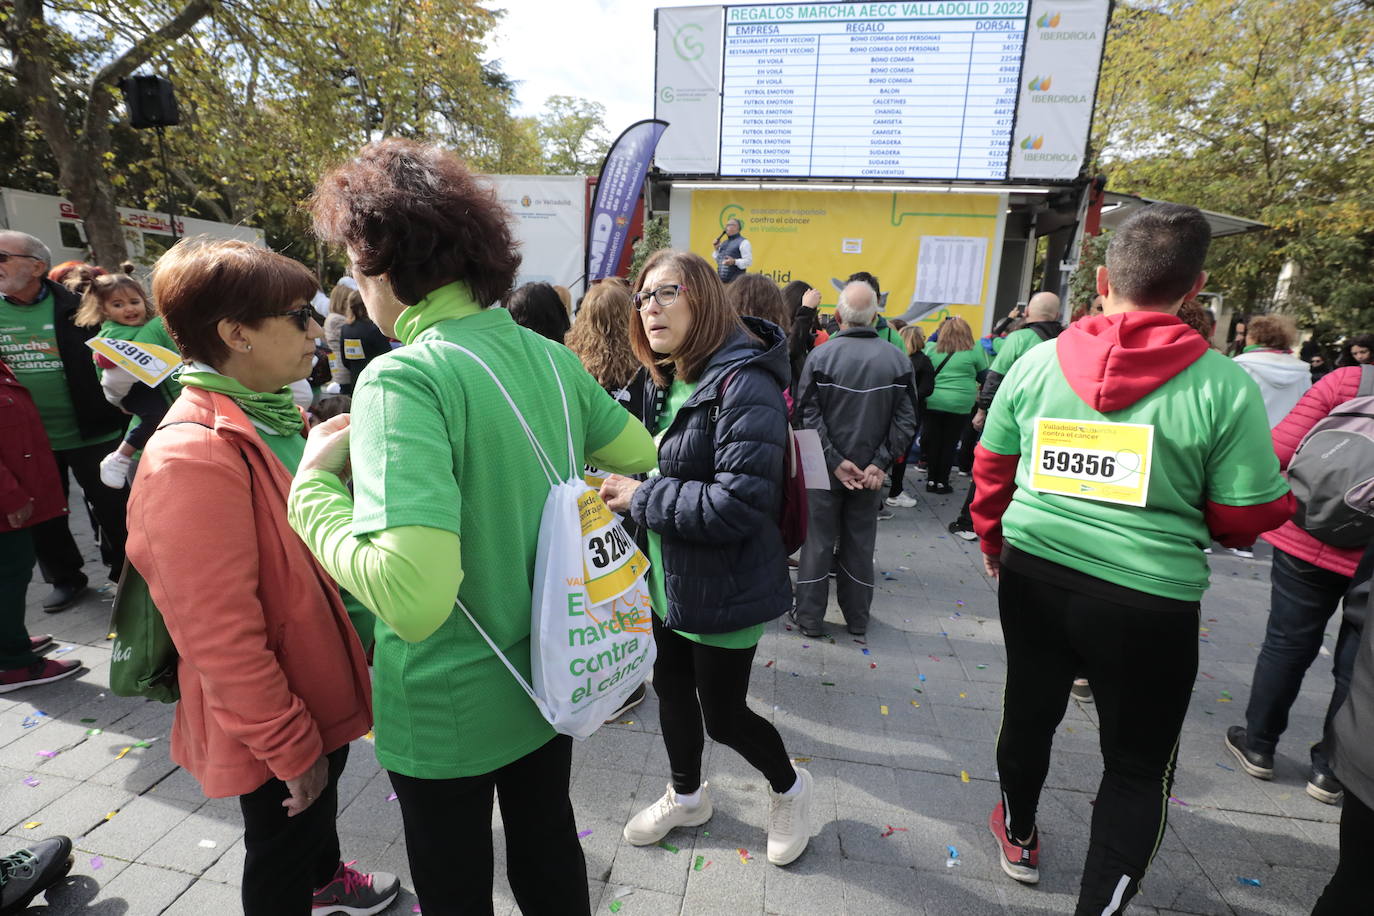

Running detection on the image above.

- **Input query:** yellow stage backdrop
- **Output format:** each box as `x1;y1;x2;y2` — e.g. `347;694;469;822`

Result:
689;190;1003;334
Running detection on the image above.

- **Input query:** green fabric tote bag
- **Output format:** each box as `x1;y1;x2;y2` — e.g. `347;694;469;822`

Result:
108;559;180;703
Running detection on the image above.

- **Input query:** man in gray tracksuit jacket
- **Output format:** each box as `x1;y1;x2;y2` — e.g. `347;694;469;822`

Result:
793;281;917;637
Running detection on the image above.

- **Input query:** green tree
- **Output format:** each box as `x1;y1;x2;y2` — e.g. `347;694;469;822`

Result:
537;95;610;176
1093;0;1374;340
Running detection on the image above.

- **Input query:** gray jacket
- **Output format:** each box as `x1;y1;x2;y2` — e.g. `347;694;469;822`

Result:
798;327;917;484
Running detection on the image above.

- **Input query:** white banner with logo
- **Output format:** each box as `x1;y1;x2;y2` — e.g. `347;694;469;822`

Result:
488;175;587;301
654;5;724;175
1009;0;1111;181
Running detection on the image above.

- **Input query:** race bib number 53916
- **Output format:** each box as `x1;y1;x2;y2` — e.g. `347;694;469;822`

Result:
1029;418;1154;507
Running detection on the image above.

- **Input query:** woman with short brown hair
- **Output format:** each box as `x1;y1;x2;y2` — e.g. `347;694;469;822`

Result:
126;237;392;915
599;249;817;867
292;138;655;914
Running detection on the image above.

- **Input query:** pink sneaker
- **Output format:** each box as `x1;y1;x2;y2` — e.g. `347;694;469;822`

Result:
988;801;1040;884
0;659;82;693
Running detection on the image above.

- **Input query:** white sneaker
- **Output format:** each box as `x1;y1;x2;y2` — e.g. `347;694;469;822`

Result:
99;450;132;489
1228;546;1255;559
623;783;712;845
885;493;918;508
767;766;816;866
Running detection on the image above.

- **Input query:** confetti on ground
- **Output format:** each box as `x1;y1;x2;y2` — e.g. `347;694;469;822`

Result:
106;633;117;640
23;822;39;830
577;829;593;839
36;750;56;758
764;660;774;667
793;758;811;763
22;777;39;787
613;887;635;899
90;856;103;870
85;728;102;736
364;731;375;742
657;841;678;853
413;907;421;914
869;662;877;669
918;674;926;682
1216;762;1235;772
80;718;96;723
737;847;752;864
694;855;707;871
911;701;920;708
104;811;117;821
1200;672;1214;679
821;681;836;686
960;770;970;783
958;692;967;699
801;644;810;649
1169;796;1189;807
1236;877;1261;887
609;902;622;914
198;839;217;848
956;600;965;607
133;740;153;748
861;648;871;655
618;720;635;725
115;747;132;760
929;655;941;662
879;825;908;838
946;844;960;867
880;705;889;715
387;792;398;801
53;646;75;655
976;664;987;670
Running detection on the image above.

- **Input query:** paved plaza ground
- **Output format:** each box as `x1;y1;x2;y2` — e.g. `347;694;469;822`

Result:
2;480;1343;914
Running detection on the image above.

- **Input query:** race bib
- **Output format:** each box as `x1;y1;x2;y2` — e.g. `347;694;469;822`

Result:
1030;418;1154;507
578;488;649;607
343;338;364;359
327;351;341;372
583;464;610;490
87;337;181;387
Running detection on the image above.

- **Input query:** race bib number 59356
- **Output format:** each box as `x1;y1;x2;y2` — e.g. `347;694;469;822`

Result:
1029;418;1154;507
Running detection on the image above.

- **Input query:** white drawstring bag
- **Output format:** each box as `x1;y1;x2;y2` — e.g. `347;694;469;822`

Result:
434;342;655;739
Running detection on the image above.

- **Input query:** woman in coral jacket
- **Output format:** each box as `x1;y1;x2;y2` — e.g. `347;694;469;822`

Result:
0;357;82;690
1227;363;1372;806
125;239;395;916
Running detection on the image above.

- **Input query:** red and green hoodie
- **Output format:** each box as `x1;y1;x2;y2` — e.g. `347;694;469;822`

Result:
971;311;1295;602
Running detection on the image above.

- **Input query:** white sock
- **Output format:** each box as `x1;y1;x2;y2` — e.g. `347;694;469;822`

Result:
781;771;804;797
675;787;702;807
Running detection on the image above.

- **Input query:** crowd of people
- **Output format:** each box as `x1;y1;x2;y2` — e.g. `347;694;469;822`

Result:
0;140;1371;915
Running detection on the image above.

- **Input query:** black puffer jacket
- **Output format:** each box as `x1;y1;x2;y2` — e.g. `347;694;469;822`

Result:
630;317;791;634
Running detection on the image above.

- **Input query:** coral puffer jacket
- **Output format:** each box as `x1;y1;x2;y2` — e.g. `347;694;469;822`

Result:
1262;365;1367;577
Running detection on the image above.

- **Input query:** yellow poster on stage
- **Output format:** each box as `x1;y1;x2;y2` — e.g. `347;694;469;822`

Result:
688;190;1002;333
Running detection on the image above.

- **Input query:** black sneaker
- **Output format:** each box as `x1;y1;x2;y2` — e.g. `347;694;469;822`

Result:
1070;679;1093;704
787;607;825;638
948;519;978;541
41;582;87;614
0;836;74;913
1306;768;1344;805
1224;726;1274;780
605;683;647;723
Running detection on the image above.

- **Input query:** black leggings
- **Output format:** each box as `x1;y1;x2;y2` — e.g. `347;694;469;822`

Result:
652;613;795;795
920;409;969;487
996;564;1198;916
1312;787;1374;914
121;383;170;451
388;735;588;916
238;744;349;916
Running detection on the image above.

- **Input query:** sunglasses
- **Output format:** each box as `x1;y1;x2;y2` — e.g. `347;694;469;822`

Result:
274;305;318;331
633;284;686;311
0;251;43;264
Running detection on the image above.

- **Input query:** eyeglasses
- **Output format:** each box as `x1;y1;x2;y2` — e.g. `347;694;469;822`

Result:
274;305;318;331
0;251;43;264
633;284;686;311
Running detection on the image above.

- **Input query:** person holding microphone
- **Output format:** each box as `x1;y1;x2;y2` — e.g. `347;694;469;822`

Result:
712;218;752;285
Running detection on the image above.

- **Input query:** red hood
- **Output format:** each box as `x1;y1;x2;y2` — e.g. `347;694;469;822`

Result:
1057;312;1210;413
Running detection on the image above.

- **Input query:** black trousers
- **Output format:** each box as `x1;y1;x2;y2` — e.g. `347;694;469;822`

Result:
652;613;795;795
238;744;349;916
29;439;128;586
995;565;1198;916
121;384;170;451
920;409;969;487
1312;786;1374;914
388;735;588;916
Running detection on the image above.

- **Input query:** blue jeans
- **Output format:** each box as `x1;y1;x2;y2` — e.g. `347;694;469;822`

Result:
1244;548;1363;771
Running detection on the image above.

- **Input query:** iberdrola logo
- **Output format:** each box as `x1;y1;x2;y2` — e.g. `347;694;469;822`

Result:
1027;75;1052;91
1020;135;1045;150
1037;11;1061;28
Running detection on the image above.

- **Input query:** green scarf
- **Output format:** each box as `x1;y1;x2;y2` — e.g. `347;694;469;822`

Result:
178;369;304;436
392;281;483;345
